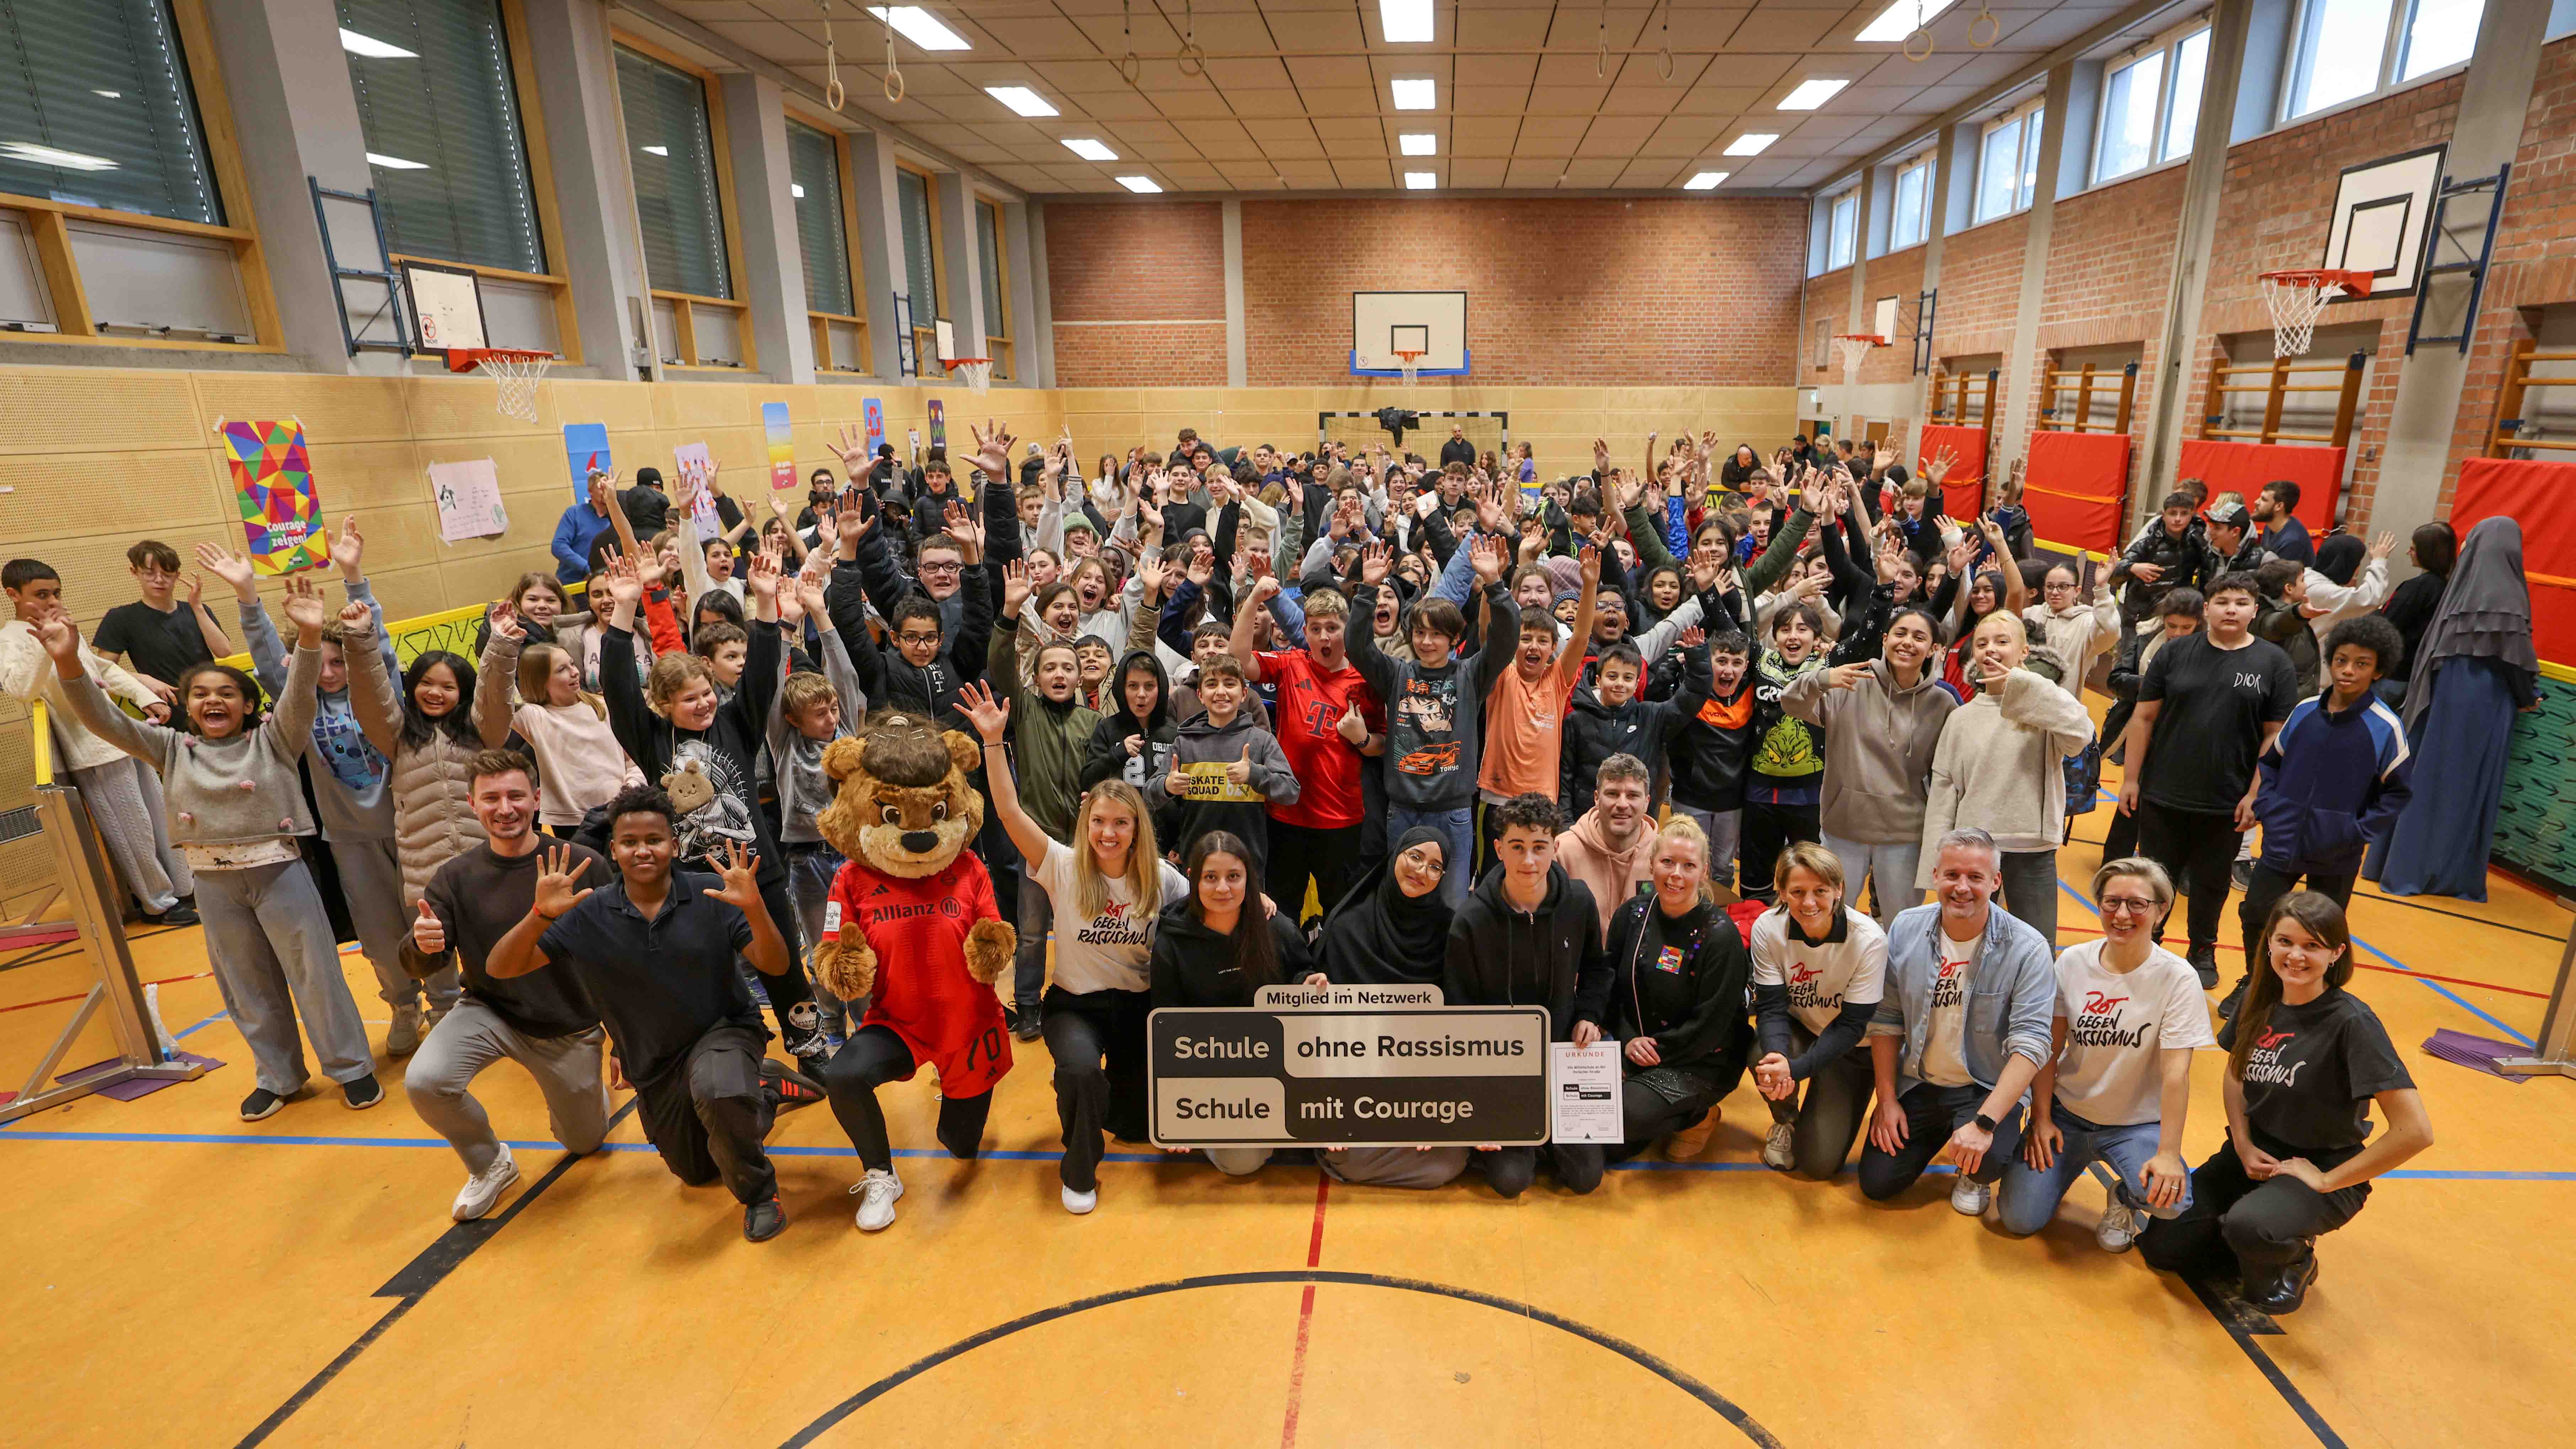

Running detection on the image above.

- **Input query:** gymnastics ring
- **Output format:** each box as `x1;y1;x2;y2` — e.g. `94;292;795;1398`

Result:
1177;42;1206;77
1970;4;2002;48
1119;50;1142;83
882;14;905;102
1904;26;1936;61
825;42;845;111
1658;47;1675;80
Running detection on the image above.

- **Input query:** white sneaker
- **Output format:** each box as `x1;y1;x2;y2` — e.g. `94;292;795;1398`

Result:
385;1002;426;1056
851;1167;904;1231
1950;1176;1992;1217
1062;1185;1098;1215
452;1145;519;1222
1761;1122;1796;1172
2096;1199;2141;1252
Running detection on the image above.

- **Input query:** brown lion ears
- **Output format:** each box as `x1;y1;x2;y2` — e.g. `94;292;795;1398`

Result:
821;736;868;784
941;729;981;777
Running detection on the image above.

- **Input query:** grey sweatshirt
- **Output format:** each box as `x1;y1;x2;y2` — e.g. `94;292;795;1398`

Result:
237;582;398;843
1781;658;1959;846
63;643;322;852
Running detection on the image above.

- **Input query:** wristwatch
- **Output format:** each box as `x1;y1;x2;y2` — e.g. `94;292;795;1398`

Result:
1972;1112;1999;1134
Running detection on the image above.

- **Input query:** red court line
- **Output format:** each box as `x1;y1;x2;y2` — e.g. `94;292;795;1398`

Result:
0;970;215;1015
1279;1174;1332;1449
2053;926;2547;999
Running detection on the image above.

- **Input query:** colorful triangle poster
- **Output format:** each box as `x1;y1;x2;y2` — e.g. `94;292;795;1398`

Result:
218;419;328;577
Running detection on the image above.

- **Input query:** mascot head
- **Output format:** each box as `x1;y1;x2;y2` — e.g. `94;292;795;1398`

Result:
816;712;985;879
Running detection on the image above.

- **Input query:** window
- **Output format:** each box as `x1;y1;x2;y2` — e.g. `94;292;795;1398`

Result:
615;44;729;299
340;0;544;276
1889;154;1931;249
785;118;850;316
2094;21;2210;184
974;196;1009;378
0;0;223;225
894;164;940;365
1826;190;1857;269
2284;0;2478;122
1975;100;2043;221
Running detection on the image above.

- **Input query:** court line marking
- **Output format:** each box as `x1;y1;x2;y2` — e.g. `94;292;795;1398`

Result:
777;1270;1785;1449
2185;1277;2350;1449
1278;1175;1331;1449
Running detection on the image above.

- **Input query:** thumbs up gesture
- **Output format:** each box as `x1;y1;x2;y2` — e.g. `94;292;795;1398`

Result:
410;898;445;956
1226;743;1255;785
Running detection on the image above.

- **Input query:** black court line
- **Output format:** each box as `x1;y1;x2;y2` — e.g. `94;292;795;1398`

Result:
2184;1277;2348;1449
780;1269;1785;1449
231;1098;637;1449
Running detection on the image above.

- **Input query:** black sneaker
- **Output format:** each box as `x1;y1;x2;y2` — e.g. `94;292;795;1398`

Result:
342;1073;385;1110
760;1058;827;1112
2230;860;2254;893
2217;975;2251;1020
240;1087;285;1122
143;902;200;927
2247;1251;2319;1315
743;1194;787;1242
2187;947;2220;990
1012;1007;1044;1043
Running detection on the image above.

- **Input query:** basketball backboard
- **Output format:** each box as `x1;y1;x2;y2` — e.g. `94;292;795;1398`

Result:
403;261;487;354
1352;290;1467;375
2320;143;2446;300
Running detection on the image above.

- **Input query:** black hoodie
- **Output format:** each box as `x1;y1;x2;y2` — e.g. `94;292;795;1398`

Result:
1605;894;1752;1075
1443;862;1611;1042
1148;896;1315;1008
1561;640;1713;817
1081;650;1180;792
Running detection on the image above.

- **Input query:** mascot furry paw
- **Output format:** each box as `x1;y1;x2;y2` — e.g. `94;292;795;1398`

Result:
812;715;1017;1078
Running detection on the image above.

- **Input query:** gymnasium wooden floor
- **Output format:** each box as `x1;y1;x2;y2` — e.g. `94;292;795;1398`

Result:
6;759;2574;1448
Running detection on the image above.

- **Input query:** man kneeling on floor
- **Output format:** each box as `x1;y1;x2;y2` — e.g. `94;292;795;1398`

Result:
1860;827;2056;1215
482;783;823;1241
1446;792;1612;1198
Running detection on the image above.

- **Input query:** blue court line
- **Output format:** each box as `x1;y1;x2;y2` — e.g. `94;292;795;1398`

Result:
4;1127;2572;1181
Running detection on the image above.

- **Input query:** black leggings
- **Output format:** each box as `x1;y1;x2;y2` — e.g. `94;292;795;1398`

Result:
1042;987;1153;1193
821;1025;995;1172
2138;1136;2369;1284
2135;803;2243;953
1739;799;1821;904
1604;1065;1726;1165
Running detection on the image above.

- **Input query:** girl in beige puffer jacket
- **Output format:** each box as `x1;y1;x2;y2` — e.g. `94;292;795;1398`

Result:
345;608;487;905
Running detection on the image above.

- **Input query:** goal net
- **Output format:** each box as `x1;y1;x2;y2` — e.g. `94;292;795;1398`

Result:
1317;410;1509;467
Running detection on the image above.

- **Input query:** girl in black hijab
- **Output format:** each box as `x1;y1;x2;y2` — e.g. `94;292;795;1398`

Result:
1313;827;1472;1189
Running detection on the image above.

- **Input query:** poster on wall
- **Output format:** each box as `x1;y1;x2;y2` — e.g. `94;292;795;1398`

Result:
926;399;946;453
217;418;328;577
761;401;795;493
430;458;509;543
862;397;885;456
672;442;720;536
563;422;611;502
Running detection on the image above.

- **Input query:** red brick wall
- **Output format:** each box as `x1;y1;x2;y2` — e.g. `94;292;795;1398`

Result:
2033;166;2190;459
1235;197;1807;385
1044;202;1228;385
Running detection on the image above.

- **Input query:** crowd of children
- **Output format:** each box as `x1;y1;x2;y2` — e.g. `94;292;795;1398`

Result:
8;416;2509;1310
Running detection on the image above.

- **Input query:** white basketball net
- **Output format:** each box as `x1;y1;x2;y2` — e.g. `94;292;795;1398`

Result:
1837;336;1878;386
2261;275;2345;359
1396;351;1424;386
945;359;992;393
475;352;553;423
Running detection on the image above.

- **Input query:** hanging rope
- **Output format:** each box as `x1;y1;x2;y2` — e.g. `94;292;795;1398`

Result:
1119;0;1142;83
1656;2;1673;80
1598;4;1609;77
1176;0;1205;75
880;5;905;102
1969;1;2002;48
818;0;845;112
1904;0;1936;61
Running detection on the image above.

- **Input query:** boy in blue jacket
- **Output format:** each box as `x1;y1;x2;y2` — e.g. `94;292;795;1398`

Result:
2225;614;2413;1018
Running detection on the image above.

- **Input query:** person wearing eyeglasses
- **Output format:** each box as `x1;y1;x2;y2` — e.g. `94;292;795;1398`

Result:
1995;857;2212;1252
2020;558;2120;690
92;539;233;704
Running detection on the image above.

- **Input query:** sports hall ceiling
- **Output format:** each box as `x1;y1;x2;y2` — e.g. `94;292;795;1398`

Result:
639;1;2169;195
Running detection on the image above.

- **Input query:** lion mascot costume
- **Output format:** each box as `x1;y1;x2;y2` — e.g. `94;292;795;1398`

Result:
812;713;1018;1114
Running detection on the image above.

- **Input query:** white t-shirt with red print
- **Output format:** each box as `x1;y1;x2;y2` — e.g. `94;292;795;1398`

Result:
2048;939;2216;1126
1749;906;1887;1037
1917;931;1978;1087
1033;839;1191;996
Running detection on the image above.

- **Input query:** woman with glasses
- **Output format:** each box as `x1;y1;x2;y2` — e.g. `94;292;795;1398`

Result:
1995;857;2212;1252
2021;560;2120;686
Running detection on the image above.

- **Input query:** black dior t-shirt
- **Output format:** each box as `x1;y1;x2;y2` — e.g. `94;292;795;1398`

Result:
2221;986;2412;1155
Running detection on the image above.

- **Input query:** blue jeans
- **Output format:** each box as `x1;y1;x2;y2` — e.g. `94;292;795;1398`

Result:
1821;831;1921;927
1386;804;1474;909
786;842;853;1030
1857;1081;2026;1201
1996;1101;2193;1236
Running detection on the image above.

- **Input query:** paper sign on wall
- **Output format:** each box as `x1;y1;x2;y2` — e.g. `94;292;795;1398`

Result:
217;418;328;577
906;428;921;461
761;401;795;492
673;442;720;536
862;397;886;455
430;458;509;543
563;422;610;502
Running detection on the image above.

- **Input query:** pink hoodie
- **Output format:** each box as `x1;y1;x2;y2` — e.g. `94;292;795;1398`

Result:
1556;807;1656;944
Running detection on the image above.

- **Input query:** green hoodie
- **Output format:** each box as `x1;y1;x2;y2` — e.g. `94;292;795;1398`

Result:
989;621;1101;840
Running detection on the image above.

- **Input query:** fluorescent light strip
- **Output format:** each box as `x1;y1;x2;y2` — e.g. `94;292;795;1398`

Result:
867;6;971;51
338;27;418;59
1;141;117;171
791;183;806;198
1379;0;1433;43
641;145;669;156
1683;171;1728;190
1391;77;1436;110
1404;171;1437;189
1062;138;1118;161
1116;175;1161;193
986;85;1058;117
1779;79;1849;110
1724;133;1777;156
1856;0;1960;43
366;152;427;170
1398;133;1436;156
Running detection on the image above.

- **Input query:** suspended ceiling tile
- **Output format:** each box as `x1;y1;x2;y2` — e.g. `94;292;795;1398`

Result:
1560;158;1628;185
1511;130;1581;159
1310;115;1385;140
1297;86;1383;116
1070;14;1181;51
1446;157;1506;187
1193;136;1267;160
1454;54;1539;90
969;15;1097;52
1525;85;1611;116
1129;141;1203;161
1033;60;1138;91
1534;52;1621;87
1454;6;1552;48
1203;56;1294;88
1332;157;1395;188
1620;158;1685;187
1063;90;1164;119
1294;54;1379;89
1366;54;1454;88
1503;158;1564;187
1539;7;1650;50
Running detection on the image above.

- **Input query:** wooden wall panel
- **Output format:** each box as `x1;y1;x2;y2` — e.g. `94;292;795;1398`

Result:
191;374;411;443
0;450;228;545
548;378;657;432
0;369;203;454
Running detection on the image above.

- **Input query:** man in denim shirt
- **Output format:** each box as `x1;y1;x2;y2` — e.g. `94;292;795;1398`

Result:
1861;827;2057;1215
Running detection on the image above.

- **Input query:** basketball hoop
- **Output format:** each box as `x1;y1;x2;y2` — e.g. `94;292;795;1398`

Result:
447;348;554;423
941;356;992;393
1835;334;1884;387
2258;269;2374;359
1394;349;1426;386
